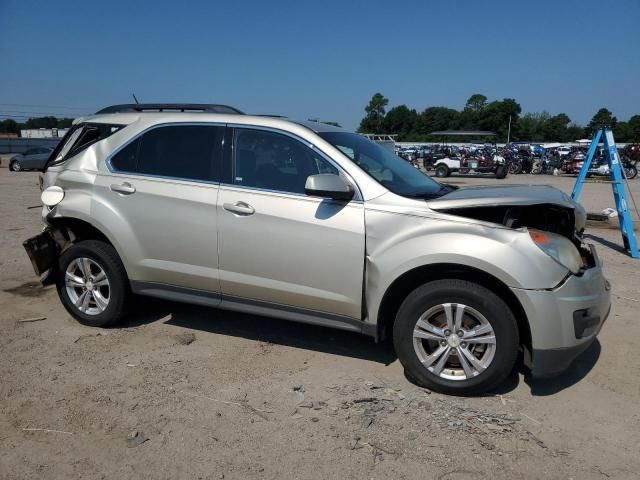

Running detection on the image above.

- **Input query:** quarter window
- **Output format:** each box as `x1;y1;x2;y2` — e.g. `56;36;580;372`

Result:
233;129;337;195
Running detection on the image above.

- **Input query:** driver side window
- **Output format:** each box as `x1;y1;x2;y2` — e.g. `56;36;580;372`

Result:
233;128;337;195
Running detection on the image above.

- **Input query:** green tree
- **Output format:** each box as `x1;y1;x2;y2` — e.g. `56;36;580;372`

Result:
518;112;550;141
0;119;19;134
465;94;488;112
478;98;521;142
566;123;585;141
542;113;572;142
417;107;459;136
383;105;418;140
626;115;640;142
358;92;389;134
585;108;617;136
615;122;631;142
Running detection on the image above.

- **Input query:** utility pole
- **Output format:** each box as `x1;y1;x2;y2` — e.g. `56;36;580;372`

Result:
507;115;512;144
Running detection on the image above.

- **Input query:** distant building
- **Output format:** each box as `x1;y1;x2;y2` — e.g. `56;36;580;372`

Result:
20;128;69;138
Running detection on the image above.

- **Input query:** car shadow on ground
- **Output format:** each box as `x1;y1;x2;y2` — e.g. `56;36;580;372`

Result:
522;340;601;396
122;298;600;395
584;232;627;254
124;298;398;365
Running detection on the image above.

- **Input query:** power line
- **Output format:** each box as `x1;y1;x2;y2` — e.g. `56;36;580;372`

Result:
1;110;89;116
1;114;77;119
0;102;96;110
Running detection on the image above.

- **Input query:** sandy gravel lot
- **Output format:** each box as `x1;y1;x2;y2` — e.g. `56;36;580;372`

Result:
1;164;639;479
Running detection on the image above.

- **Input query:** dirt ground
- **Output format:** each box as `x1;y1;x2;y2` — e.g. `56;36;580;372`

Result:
1;162;639;480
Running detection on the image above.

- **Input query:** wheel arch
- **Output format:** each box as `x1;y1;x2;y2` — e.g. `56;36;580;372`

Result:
375;263;531;355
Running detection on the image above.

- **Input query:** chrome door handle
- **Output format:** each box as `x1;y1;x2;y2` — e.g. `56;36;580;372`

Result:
223;202;255;216
110;182;136;195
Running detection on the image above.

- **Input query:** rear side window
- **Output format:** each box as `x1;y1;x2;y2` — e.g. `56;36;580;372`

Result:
110;125;223;182
46;123;123;169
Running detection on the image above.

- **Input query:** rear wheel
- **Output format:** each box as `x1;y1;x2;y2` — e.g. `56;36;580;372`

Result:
56;240;130;327
435;164;449;178
10;160;21;171
393;279;519;395
495;165;507;179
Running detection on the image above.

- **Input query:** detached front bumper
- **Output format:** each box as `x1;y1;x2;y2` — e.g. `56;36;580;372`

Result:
511;248;611;378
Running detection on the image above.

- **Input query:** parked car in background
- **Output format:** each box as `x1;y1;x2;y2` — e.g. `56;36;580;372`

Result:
557;146;571;157
25;104;610;395
9;147;54;171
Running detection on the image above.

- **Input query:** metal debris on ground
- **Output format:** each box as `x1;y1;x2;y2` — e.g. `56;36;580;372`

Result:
16;316;47;323
174;332;196;345
126;430;149;448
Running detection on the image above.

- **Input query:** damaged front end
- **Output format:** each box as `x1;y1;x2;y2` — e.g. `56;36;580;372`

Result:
428;185;597;273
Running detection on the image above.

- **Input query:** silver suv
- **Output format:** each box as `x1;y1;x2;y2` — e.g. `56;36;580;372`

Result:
24;104;611;394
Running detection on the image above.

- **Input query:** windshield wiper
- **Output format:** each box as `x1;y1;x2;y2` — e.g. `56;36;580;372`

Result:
406;184;454;199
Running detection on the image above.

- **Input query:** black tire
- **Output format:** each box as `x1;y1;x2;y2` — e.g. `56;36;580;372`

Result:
56;240;130;327
495;165;507;179
435;164;449;178
507;160;522;175
624;165;637;179
10;160;21;172
393;279;519;395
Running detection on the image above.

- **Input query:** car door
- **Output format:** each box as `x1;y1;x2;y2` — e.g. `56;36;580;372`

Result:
95;123;224;294
217;126;365;320
21;148;42;169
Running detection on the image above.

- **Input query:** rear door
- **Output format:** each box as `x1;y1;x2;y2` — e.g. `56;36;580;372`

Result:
95;123;224;294
217;126;365;320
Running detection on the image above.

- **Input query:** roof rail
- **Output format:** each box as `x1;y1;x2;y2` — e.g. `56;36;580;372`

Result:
95;103;244;115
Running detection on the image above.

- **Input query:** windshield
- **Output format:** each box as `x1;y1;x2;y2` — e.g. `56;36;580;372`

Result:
318;132;447;198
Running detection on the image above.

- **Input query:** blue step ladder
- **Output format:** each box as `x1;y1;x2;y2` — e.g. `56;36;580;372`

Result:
571;127;639;258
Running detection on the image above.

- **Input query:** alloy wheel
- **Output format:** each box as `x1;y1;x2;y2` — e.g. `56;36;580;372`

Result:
65;257;110;315
412;303;496;381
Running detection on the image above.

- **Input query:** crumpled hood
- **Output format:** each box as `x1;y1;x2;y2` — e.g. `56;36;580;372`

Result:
429;185;575;208
427;185;586;232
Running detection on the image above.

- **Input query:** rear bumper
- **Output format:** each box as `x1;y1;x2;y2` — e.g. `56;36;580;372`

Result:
23;230;58;276
511;249;611;378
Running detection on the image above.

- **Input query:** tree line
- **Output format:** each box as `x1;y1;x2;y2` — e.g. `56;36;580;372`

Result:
358;93;640;143
0;117;74;134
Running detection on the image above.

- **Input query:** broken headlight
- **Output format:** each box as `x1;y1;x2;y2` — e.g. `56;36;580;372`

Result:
529;229;583;274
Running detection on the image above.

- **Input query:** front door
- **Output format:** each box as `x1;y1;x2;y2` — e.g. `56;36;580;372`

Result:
217;127;365;320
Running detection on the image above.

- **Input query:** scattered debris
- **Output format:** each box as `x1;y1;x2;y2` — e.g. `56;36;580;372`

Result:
126;430;149;448
73;332;104;343
180;390;272;420
522;413;541;425
22;427;73;435
174;332;196;345
360;416;374;428
16;316;47;323
311;417;319;422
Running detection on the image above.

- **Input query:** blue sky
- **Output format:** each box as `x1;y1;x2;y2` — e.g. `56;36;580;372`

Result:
1;0;638;130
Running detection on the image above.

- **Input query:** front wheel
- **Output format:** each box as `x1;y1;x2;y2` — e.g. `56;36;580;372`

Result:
507;160;522;175
393;279;519;395
495;165;508;179
56;240;130;327
10;160;22;171
624;164;637;179
435;164;450;178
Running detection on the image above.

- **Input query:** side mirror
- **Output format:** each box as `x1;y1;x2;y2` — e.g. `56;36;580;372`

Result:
304;174;354;201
